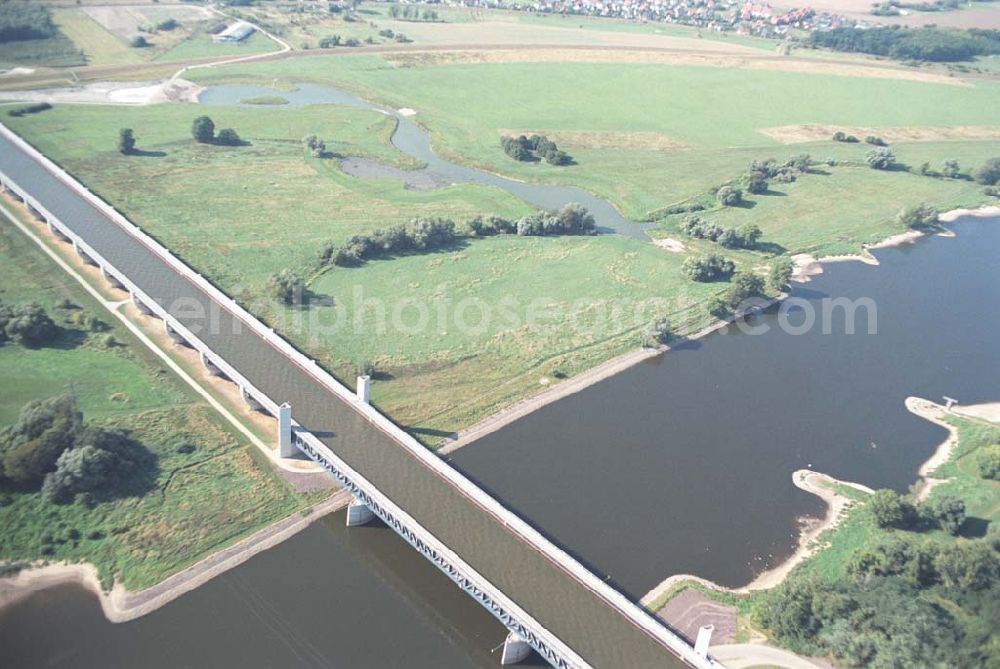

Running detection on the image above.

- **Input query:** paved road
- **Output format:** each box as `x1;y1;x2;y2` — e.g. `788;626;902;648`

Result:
0;132;692;668
711;644;825;669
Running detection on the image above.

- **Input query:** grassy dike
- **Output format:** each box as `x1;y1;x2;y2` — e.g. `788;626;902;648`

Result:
0;207;307;591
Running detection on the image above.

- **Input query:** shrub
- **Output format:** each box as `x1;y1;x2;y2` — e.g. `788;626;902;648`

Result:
7;102;52;118
920;494;966;535
683;254;735;282
868;489;916;529
2;302;58;347
41;427;147;504
898;202;939;229
768;256;795;292
974;157;1000;185
267;270;305;305
130;35;149;48
516;205;595;236
191;116;215;144
720;224;761;250
865;135;887;147
941;159;961;179
640;318;671;348
118;128;136;155
215;128;242;146
0;394;82;487
156;18;178;31
746;171;768;194
866;147;896;170
467;214;516;237
716;185;743;207
319;35;341;48
976;444;1000;480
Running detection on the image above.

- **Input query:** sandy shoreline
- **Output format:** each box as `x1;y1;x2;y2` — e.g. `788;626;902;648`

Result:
640;470;873;607
641;393;998;607
0;491;350;623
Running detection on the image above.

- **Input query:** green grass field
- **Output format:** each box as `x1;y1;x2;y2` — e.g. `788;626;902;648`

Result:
275;233;723;434
185;54;1000;249
4;102;528;296
7;51;1000;437
0;209;305;590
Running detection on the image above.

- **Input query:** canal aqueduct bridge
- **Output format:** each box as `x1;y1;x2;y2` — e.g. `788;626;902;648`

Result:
0;124;725;669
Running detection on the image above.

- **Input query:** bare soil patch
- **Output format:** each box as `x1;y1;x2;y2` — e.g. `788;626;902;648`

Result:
385;47;967;86
654;237;687;252
760;123;1000;144
657;588;738;645
499;128;686;151
380;19;761;53
81;5;211;41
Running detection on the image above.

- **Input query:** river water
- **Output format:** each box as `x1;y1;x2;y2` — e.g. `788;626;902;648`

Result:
1;84;996;667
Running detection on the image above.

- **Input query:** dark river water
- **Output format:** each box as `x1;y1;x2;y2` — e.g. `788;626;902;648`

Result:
2;217;997;668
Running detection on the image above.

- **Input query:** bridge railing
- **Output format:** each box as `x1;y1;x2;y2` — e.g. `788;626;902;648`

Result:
0;123;723;669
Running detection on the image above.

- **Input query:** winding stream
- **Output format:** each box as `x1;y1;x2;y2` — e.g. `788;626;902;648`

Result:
197;83;650;238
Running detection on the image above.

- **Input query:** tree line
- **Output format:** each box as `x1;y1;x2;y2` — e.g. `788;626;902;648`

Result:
680;217;762;250
808;25;1000;62
0;1;58;42
317;204;596;271
268;205;597;305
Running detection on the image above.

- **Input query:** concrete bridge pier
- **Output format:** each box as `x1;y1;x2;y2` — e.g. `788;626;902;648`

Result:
47;219;70;242
163;320;186;346
131;292;154;316
278;403;296;458
500;632;532;665
357;375;371;404
100;266;125;290
345;496;376;527
240;385;265;412
199;351;223;377
694;624;714;659
72;240;97;266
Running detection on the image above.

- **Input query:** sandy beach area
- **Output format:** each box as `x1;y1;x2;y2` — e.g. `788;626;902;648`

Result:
640;470;873;607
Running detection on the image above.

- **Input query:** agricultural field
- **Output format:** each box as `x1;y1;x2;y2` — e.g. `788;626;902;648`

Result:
225;3;397;50
5;37;1000;439
0;205;305;590
0;4;279;70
